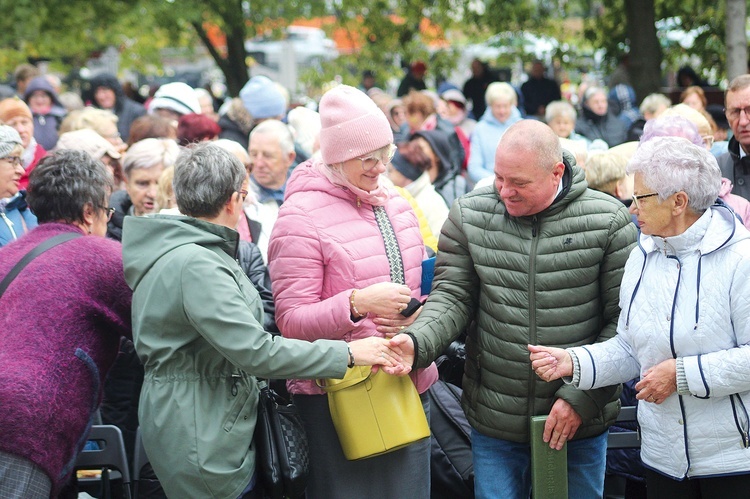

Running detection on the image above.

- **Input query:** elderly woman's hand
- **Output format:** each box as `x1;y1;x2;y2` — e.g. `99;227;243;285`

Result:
528;345;573;381
351;282;413;317
348;336;410;374
373;305;422;338
635;359;677;404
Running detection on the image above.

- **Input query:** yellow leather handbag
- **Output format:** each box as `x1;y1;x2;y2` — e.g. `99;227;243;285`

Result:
318;366;430;460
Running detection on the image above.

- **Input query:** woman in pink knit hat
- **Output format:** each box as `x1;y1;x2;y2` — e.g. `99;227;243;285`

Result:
268;85;437;498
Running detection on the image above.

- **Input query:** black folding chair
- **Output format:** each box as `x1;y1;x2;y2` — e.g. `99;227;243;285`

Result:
607;406;639;449
76;424;132;499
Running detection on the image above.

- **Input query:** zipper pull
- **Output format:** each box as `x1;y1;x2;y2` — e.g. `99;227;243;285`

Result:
231;373;241;396
742;431;749;449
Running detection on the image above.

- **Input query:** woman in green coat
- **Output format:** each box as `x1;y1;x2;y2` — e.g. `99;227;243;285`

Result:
122;143;406;499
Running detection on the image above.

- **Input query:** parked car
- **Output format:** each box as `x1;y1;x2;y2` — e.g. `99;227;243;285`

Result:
245;26;338;71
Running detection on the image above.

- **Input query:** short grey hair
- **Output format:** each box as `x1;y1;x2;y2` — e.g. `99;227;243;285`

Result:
639;93;671;116
727;74;750;94
485;82;517;106
545;100;577;123
583;86;607;103
173;142;246;218
123;138;180;177
627;136;720;213
249;119;295;156
27;150;113;224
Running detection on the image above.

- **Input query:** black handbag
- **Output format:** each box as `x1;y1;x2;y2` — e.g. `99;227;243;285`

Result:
254;380;309;499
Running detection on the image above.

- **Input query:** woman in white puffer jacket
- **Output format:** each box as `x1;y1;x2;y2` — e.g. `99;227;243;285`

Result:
529;136;750;495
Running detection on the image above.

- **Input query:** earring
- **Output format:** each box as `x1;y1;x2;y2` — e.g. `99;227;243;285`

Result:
87;225;92;234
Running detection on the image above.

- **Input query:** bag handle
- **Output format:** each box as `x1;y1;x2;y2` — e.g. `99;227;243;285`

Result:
0;232;82;299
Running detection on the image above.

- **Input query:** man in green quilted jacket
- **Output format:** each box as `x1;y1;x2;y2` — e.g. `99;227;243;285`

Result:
393;119;637;498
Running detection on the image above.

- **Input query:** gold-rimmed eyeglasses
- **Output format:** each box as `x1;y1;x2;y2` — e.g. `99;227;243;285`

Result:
631;192;659;210
357;144;397;172
238;189;249;202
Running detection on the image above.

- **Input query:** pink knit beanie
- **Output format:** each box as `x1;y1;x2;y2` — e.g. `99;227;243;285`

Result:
319;85;393;165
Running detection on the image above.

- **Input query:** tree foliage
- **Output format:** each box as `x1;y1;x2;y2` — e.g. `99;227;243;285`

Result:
0;0;740;100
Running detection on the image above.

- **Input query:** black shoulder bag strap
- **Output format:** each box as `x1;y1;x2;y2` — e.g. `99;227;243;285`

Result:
0;232;82;299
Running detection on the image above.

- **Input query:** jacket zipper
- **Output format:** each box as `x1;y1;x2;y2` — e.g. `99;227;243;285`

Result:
0;212;17;240
527;215;540;414
231;372;242;396
730;394;750;448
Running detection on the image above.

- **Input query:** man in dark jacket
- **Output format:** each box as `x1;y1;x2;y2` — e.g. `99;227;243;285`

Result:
520;60;561;118
392;120;637;498
89;73;146;142
717;75;750;200
575;86;628;147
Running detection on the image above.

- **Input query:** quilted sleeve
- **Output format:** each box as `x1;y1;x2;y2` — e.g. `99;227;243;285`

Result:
409;200;480;367
268;205;357;342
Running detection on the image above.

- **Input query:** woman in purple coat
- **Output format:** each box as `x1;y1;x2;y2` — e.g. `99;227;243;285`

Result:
0;150;132;498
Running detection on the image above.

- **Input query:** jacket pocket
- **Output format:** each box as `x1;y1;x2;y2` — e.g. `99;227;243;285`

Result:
730;393;750;448
223;374;252;432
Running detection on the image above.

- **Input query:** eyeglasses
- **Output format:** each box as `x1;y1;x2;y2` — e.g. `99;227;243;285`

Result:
357;144;397;172
238;189;248;202
702;135;715;148
725;106;750;121
631;192;659;210
1;156;23;166
105;207;116;221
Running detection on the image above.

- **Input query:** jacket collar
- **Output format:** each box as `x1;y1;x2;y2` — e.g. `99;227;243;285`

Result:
637;203;748;257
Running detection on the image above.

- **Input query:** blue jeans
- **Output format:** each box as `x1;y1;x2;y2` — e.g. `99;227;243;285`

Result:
472;429;607;499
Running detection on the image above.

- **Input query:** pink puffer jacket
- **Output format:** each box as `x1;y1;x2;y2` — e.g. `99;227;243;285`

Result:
269;159;438;395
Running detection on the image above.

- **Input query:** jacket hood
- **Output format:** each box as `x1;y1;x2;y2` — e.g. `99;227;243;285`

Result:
480;105;522;126
89;73;125;111
23;76;64;110
90;73;124;97
638;202;750;256
122;214;239;289
410;129;459;184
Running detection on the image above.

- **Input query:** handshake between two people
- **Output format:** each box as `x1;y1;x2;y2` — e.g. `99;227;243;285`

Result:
347;332;418;376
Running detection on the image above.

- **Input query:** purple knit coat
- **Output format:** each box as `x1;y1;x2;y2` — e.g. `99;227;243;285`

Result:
0;223;132;496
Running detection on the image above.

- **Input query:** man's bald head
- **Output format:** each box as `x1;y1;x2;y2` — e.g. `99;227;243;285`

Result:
498;120;562;172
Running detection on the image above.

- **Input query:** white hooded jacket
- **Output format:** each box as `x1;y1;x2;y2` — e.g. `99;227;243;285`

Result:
571;203;750;479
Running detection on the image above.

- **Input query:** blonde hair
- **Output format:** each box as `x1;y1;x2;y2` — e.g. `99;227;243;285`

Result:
585;152;629;194
59;107;119;137
661;104;711;136
485;82;517;106
156;165;176;211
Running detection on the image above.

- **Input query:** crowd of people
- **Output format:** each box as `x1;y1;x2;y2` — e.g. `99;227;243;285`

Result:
1;55;750;499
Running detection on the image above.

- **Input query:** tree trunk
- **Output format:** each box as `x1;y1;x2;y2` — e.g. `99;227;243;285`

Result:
725;0;748;81
190;17;249;97
624;0;662;102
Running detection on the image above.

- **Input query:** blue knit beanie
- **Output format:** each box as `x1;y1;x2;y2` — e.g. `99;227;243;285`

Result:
240;76;286;119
